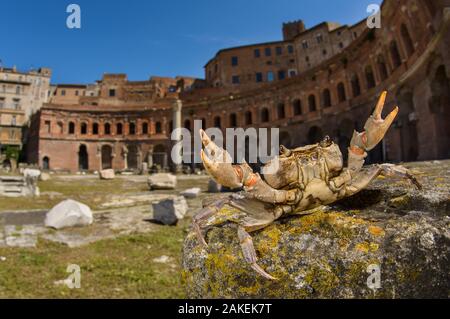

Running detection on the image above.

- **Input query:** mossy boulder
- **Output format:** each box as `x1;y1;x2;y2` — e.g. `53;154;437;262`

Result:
182;161;450;298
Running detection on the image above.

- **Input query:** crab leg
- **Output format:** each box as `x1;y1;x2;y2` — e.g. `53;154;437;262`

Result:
200;129;301;205
192;198;230;247
348;91;399;172
238;226;278;280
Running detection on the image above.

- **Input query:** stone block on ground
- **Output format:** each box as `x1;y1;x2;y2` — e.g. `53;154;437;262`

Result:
182;161;450;298
45;199;93;230
100;169;115;180
152;196;188;225
148;173;177;190
39;172;51;181
181;187;201;198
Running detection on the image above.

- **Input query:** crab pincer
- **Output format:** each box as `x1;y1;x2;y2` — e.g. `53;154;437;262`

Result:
199;129;243;189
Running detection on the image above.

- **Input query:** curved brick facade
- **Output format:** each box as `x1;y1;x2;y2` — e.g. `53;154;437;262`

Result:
28;0;450;173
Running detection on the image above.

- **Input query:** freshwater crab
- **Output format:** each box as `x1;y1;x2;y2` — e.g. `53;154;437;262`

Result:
193;91;421;280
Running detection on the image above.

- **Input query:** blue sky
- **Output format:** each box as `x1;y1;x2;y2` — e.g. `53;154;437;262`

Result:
0;0;382;84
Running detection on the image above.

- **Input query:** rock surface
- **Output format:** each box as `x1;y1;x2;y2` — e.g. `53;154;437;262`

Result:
148;173;177;190
181;187;201;198
45;199;93;230
182;161;450;298
99;169;115;180
207;179;222;193
39;172;51;181
152;196;188;225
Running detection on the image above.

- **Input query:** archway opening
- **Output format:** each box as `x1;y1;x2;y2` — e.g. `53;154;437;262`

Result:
127;144;138;169
78;145;89;171
42;156;50;170
101;145;113;169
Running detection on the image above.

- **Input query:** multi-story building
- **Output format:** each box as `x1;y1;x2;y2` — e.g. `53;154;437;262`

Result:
0;66;52;168
27;74;196;172
27;0;450;173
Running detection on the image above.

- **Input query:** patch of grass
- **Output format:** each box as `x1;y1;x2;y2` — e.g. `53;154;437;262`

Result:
0;220;189;298
0;177;148;211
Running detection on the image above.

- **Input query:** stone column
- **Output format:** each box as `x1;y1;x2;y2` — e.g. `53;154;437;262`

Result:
172;99;183;174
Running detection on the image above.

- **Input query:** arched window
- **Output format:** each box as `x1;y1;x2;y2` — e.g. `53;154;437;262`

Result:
116;123;123;135
155;122;162;134
142;122;148;134
260;108;270;122
322;89;331;107
129;122;136;135
377;55;389;81
93;122;99;135
57;122;64;134
351;74;361;97
390;40;402;68
81;122;87;135
104;123;111;135
308;94;317;112
229;113;237;127
277;103;286;119
337;82;346;102
214;116;221;128
245;111;252;125
69;122;75;134
365;65;376;89
293;99;302;115
400;24;414;57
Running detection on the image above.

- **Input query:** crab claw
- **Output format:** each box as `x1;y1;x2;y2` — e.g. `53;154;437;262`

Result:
352;91;399;151
199;129;243;189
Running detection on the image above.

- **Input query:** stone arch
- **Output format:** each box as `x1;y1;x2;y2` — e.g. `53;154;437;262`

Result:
322;89;332;107
260;108;270;122
92;122;99;135
308;94;317;112
101;144;113;169
377;54;389;81
69;121;75;134
365;65;376;89
155;122;162;134
337;82;346;102
78;144;89;171
351;73;361;97
127;144;139;169
104;122;111;135
116;122;123;135
292;99;302;115
57;121;64;134
307;126;323;144
245;111;252;125
429;64;450;158
213;116;221;128
390;40;402;69
80;122;88;135
229;113;238;127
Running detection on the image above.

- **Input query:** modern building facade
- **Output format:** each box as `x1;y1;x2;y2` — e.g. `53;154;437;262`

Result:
0;66;52;168
27;0;450;173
